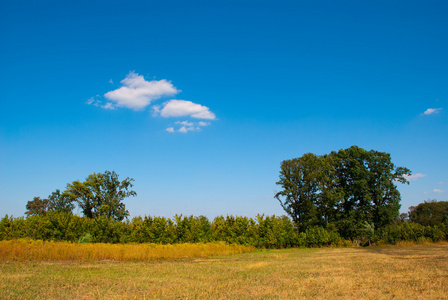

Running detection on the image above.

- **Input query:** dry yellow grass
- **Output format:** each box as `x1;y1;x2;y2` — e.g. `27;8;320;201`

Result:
0;239;255;261
1;242;447;299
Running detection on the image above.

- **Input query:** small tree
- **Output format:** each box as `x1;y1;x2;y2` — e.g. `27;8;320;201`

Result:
48;189;74;214
25;190;75;217
362;221;375;246
25;197;49;216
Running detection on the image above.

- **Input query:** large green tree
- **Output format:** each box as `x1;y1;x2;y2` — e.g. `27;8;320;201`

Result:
275;146;411;237
65;171;136;221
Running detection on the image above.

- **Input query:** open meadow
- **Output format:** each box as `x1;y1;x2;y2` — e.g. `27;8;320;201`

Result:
1;242;447;299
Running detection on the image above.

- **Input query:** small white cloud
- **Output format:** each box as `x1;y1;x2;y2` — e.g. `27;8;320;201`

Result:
176;121;194;127
102;102;115;110
423;108;442;115
439;182;445;185
178;126;195;133
104;72;179;110
160;100;216;120
404;173;426;181
434;189;445;193
165;121;209;134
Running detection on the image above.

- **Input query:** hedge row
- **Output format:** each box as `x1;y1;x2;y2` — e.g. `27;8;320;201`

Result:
0;213;345;248
373;221;448;244
1;213;447;248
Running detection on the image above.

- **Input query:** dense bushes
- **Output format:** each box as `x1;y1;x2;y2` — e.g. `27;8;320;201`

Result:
373;221;447;244
1;213;347;248
2;213;446;248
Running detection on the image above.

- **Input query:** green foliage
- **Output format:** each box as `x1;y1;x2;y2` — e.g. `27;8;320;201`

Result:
47;189;75;214
0;213;351;248
78;233;93;243
276;146;411;239
409;200;448;227
3;213;447;247
25;197;50;217
373;221;446;244
361;221;375;246
25;190;75;217
65;170;136;221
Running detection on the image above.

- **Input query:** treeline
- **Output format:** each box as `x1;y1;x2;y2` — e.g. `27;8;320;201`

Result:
1;212;447;248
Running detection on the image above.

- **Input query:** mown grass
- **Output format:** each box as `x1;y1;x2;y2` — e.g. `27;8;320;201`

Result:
1;242;447;299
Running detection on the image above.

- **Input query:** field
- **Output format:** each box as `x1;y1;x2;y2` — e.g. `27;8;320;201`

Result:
1;242;448;299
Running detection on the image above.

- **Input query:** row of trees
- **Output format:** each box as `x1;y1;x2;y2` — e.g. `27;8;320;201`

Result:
275;146;411;238
16;146;446;247
2;212;447;247
26;171;136;221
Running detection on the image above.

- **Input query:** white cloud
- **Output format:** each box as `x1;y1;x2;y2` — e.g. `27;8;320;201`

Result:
165;120;210;133
89;72;217;134
403;173;426;181
178;126;196;133
104;72;179;110
434;189;445;193
423;108;442;115
159;100;216;120
176;121;194;127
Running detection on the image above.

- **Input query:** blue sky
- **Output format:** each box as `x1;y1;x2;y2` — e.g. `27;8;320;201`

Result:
1;0;447;219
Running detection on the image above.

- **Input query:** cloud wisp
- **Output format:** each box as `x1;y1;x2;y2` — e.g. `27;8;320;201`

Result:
102;72;180;110
423;108;442;115
403;173;426;181
165;120;211;133
434;189;445;193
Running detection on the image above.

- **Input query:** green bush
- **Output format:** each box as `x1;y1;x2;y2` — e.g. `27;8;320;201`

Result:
78;233;93;243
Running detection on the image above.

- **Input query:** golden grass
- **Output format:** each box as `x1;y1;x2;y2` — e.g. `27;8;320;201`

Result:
1;242;447;299
0;239;255;261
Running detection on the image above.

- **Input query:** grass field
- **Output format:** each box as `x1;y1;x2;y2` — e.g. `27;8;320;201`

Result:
1;242;447;299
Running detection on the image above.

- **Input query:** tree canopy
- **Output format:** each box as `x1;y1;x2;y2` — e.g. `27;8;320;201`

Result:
65;171;136;221
25;171;136;221
275;146;411;238
25;189;74;217
409;200;448;226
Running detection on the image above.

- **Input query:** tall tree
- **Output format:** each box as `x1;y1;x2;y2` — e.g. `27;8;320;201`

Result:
65;171;136;221
275;146;411;237
275;153;323;230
